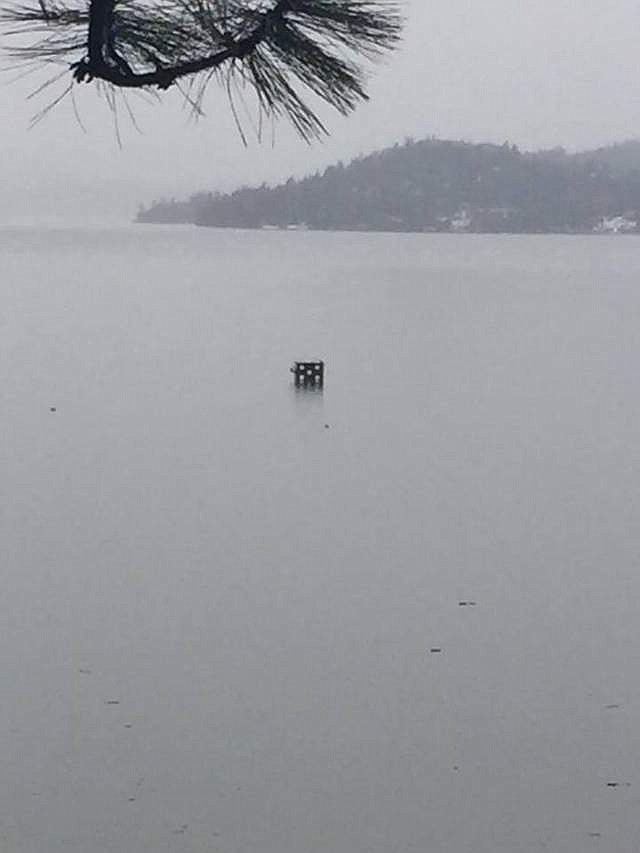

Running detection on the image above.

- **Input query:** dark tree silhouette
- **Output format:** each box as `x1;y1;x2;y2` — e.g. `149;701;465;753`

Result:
2;0;402;138
136;137;640;233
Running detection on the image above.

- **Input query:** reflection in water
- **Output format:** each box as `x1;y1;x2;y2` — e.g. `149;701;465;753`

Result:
291;384;324;396
289;381;325;428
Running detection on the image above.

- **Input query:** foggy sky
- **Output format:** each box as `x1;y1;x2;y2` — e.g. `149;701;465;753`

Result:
2;0;639;223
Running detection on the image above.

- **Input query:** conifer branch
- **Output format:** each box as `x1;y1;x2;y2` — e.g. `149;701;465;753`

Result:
2;0;403;138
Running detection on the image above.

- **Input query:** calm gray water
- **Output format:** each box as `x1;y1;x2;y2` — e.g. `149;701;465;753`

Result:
2;226;640;853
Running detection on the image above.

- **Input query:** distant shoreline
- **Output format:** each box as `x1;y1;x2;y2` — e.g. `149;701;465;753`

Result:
135;220;640;236
135;136;640;237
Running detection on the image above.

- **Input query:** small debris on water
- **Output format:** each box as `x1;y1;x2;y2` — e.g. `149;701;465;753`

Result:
128;797;136;803
49;407;57;413
324;424;330;429
105;700;120;705
430;648;442;653
453;765;459;771
458;601;477;607
78;668;92;675
124;724;133;729
588;832;602;838
605;704;621;709
172;825;189;835
606;782;620;787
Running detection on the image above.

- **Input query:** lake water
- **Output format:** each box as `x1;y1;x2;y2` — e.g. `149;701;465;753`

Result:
2;226;640;853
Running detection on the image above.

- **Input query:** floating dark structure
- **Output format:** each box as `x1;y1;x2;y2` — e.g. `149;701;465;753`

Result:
291;360;324;387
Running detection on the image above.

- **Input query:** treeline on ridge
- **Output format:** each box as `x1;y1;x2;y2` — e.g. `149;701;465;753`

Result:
136;138;640;233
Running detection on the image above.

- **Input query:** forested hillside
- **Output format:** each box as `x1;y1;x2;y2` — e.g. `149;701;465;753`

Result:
136;138;640;233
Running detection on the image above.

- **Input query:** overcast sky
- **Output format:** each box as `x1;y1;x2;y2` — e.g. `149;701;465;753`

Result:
2;0;640;223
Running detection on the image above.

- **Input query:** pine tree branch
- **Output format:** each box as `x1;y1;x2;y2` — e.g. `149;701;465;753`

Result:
2;0;403;138
72;0;291;87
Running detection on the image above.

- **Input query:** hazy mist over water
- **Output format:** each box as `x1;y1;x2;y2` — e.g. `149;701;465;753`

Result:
2;226;640;852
